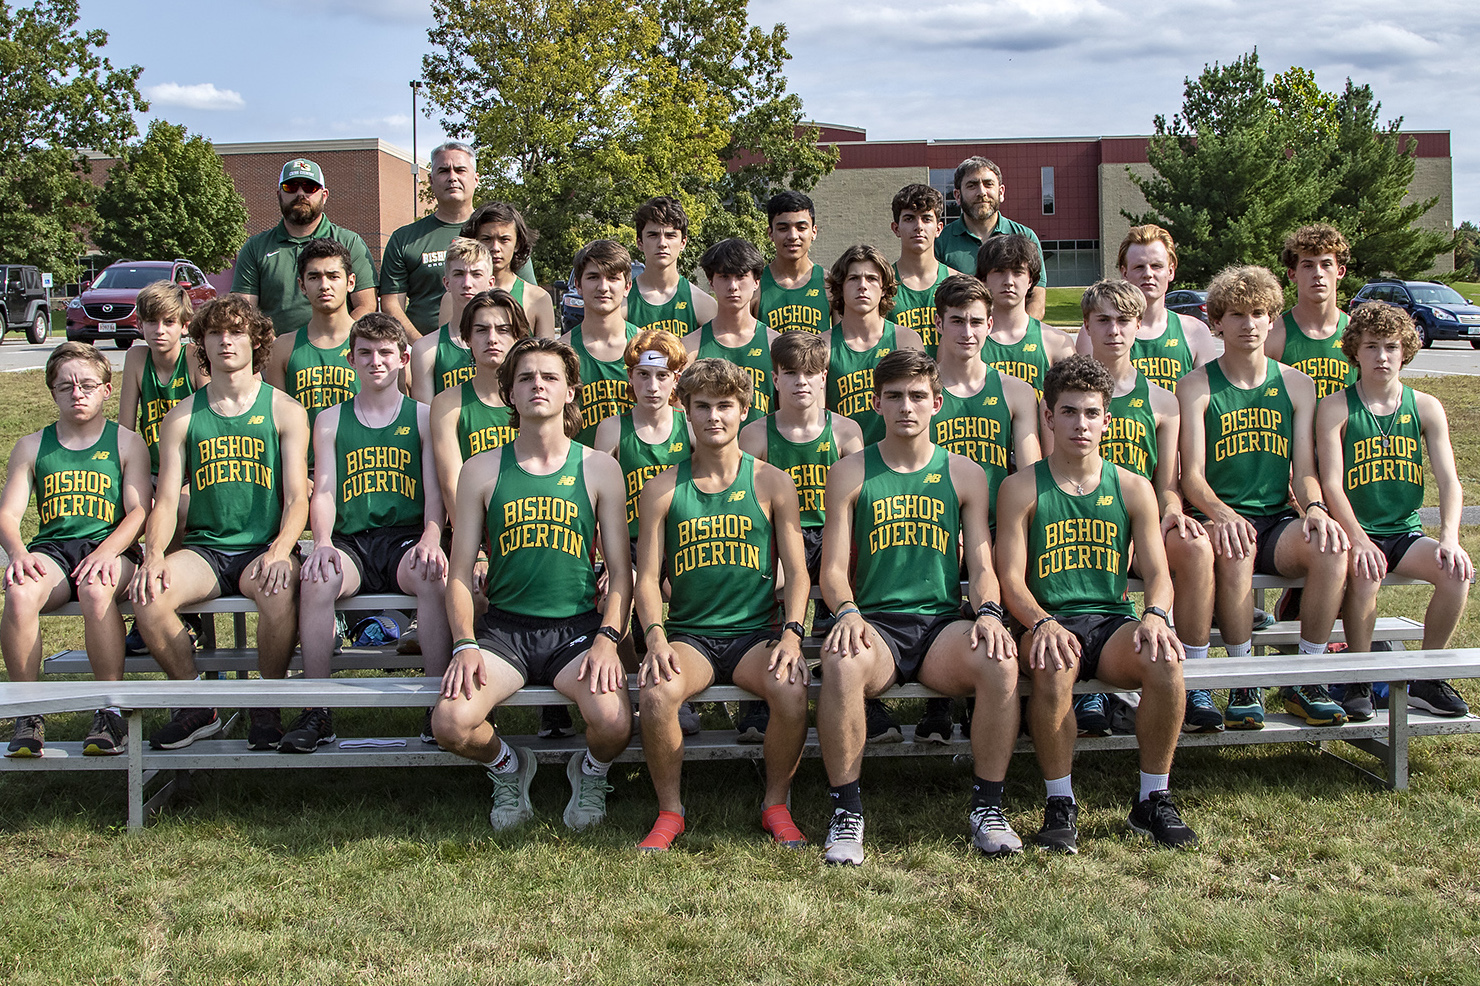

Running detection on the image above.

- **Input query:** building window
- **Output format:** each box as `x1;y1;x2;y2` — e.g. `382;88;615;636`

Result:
928;168;960;222
1041;166;1055;216
1039;240;1101;288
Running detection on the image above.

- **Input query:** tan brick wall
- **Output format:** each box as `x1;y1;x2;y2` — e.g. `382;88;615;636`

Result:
1411;157;1454;275
1097;162;1154;280
809;166;928;270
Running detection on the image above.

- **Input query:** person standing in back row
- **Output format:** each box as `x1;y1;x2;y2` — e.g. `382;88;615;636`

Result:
382;142;480;340
758;191;831;334
936;157;1047;320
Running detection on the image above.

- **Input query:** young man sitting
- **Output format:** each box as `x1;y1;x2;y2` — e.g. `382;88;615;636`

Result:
264;239;362;437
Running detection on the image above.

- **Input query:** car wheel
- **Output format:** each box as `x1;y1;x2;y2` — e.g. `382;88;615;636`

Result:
1420;320;1433;348
0;312;7;342
27;311;48;344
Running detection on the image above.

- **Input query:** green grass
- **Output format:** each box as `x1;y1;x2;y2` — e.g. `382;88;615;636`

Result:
1044;286;1084;328
5;369;1480;983
1451;281;1479;303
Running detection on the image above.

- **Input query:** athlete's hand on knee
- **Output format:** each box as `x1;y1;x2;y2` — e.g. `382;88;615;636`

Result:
1350;537;1387;583
969;616;1016;662
1134;616;1184;662
1436;537;1474;581
251;553;295;595
1162;510;1205;541
1030;622;1079;672
72;549;122;588
1303;512;1349;554
441;647;487;699
6;551;47;587
409;538;447;581
768;637;809;684
129;553;169;604
639;639;682;687
301;545;341;583
578;639;624;694
825;612;872;658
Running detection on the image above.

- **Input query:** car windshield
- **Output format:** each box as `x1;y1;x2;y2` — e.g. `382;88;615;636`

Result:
1410;285;1468;306
92;266;171;291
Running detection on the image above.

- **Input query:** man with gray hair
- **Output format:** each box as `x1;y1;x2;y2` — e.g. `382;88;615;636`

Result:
382;141;481;340
935;156;1047;320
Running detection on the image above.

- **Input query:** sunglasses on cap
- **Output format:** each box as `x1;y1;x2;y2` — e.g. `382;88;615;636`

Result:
281;179;323;194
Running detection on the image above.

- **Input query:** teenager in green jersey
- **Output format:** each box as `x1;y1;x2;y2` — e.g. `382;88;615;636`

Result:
119;281;209;477
890;184;958;356
1269;225;1355;401
265;239;360;449
1179;266;1351;729
446;202;555;340
131;297;311;751
758;191;830;334
685;238;780;424
938;156;1047;320
560;240;640;444
633;358;811;851
823;244;925;444
976;235;1074;401
434;338;633;831
1080;280;1219;734
1074;225;1217;391
293;314;452;752
1317;304;1473;719
627;196;716;338
997;355;1194;851
410;237;494;402
382;142;479;339
816;350;1019;865
2;344;151;757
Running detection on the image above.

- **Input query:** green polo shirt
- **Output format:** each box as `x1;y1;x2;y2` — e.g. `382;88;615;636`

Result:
231;217;378;335
935;215;1048;288
381;213;465;336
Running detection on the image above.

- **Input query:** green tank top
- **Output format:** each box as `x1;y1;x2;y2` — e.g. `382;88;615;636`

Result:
572;322;638;445
892;262;951;356
1130;312;1195;392
697;321;772;422
138;347;195;474
664;455;777;636
931;369;1012;522
759;264;829;334
1281;309;1354;400
617;409;690;538
1026;459;1134;617
853;444;960;616
285;328;359;430
457;382;517;460
765;412;839;529
183;384;283;550
627;279;698;338
30;421;125;545
1102;373;1157;480
981;318;1050;400
1202;358;1293;517
827;322;898;444
484;442;597;618
334;396;423;536
1342;385;1424;538
432;324;476;395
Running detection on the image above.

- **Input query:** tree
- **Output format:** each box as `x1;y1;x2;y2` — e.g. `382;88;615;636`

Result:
94;121;248;272
422;0;835;279
1455;221;1479;281
0;0;146;278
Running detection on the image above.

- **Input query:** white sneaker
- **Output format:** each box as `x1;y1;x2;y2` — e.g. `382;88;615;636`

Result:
822;809;866;866
563;751;613;830
487;746;537;830
969;805;1023;856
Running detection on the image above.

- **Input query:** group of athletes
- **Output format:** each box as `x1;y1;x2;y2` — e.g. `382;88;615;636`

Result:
1;147;1472;864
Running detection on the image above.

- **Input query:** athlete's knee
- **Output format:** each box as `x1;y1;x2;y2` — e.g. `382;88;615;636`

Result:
639;677;688;716
818;648;876;687
430;700;481;751
75;581;116;616
581;695;631;740
3;581;46;614
760;670;808;712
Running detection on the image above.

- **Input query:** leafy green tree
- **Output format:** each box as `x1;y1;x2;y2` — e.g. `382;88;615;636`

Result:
1455;221;1479;281
0;0;146;278
422;0;834;279
93;121;248;272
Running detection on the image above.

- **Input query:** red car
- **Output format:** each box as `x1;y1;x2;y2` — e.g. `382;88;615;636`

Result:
65;259;216;348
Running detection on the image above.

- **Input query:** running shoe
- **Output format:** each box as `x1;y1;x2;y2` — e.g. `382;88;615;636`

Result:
970;805;1023;857
420;707;439;746
734;701;769;743
488;746;537;830
83;709;126;755
1408;680;1469;717
279;708;336;753
865;698;902;743
1339;682;1375;722
677;702;702;736
149;708;220;750
822;809;866;866
1224;688;1265;730
1281;685;1347;726
1182;689;1225;733
1033;796;1079;854
1073;693;1111;737
1128;790;1199;849
761;804;808;848
563;751;612;830
539;704;574;739
6;714;44;758
914;698;954;744
247;707;284;750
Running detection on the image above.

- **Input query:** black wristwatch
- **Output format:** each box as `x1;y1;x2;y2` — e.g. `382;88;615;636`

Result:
782;621;806;641
594;625;622;645
1141;606;1170;624
976;601;1006;625
1305;500;1329;516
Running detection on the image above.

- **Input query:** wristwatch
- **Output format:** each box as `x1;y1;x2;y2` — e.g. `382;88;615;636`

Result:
1141;606;1170;624
782;621;806;641
594;625;621;645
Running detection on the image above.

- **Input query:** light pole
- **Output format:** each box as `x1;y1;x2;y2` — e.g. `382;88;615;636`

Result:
410;80;422;218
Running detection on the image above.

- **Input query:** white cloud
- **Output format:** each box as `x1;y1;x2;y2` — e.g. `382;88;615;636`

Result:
144;82;245;111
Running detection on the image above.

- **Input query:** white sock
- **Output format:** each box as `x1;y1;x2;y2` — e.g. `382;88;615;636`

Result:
487;739;518;774
1225;640;1252;658
1140;772;1170;802
1045;774;1075;802
1298;637;1326;656
1183;644;1210;661
581;750;611;777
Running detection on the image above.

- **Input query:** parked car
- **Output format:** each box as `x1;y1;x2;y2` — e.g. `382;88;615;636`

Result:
1349;278;1480;349
0;264;52;344
1165;289;1208;321
65;259;216;348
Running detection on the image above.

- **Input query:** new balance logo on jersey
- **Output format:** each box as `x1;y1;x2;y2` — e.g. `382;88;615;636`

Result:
668;441;685;453
172;378;184;387
1128;398;1145;407
1097;495;1114;506
340;348;351;359
806;289;819;297
1400;414;1412;424
982;396;999;406
248;415;265;425
557;475;576;486
816;441;831;453
748;348;763;357
1265;388;1280;397
676;301;688;310
91;451;110;460
395;426;412;436
728;490;747;502
1165;338;1180;348
1022;343;1038;353
924;473;941;484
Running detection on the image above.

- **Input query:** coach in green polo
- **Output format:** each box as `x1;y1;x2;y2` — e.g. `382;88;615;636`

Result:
232;158;379;335
936;156;1048;320
380;141;479;340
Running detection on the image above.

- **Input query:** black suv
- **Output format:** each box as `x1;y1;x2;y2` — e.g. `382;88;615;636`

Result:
1350;279;1480;348
0;265;52;344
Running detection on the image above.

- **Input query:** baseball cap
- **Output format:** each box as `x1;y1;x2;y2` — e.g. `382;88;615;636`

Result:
280;158;325;188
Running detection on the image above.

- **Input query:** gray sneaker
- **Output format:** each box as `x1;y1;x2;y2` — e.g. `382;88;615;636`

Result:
1339;682;1375;722
563;751;613;830
83;709;127;755
822;809;866;866
969;805;1023;856
6;714;44;758
487;746;537;830
677;702;702;736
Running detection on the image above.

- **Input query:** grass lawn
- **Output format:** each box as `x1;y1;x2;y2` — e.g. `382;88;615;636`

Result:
4;368;1480;984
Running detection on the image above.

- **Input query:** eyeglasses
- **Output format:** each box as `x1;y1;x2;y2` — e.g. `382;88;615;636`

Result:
281;180;323;194
53;381;105;396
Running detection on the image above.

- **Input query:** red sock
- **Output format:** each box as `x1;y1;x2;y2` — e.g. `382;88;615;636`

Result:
761;804;808;846
638;810;685;851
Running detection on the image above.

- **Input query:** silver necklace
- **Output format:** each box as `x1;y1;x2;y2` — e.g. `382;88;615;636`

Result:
1359;382;1401;451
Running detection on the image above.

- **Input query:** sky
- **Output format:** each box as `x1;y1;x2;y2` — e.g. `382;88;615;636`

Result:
77;0;1480;223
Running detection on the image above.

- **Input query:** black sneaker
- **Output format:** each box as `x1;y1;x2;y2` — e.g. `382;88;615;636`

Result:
865;698;902;743
149;708;221;750
279;708;336;753
735;700;769;743
1339;682;1375;722
420;707;439;746
1182;689;1225;733
538;704;573;738
247;708;284;750
1408;680;1469;717
1033;796;1079;854
1128;790;1199;849
914;697;954;744
124;621;148;656
1073;693;1111;737
83;709;127;755
6;714;45;758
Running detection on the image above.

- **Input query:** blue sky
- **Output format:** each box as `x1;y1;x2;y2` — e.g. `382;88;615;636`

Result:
81;0;1480;224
